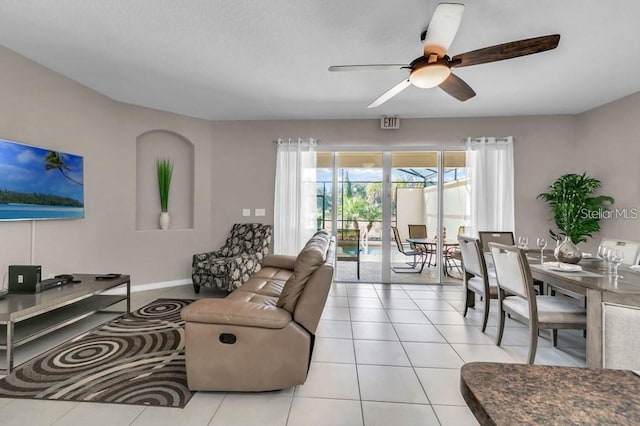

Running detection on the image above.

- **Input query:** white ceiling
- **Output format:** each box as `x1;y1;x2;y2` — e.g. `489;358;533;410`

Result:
1;1;639;121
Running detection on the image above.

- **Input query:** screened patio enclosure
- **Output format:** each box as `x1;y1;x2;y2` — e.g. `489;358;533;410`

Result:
316;150;468;284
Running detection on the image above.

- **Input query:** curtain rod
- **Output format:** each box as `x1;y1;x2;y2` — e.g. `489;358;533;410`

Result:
462;137;513;144
272;138;320;144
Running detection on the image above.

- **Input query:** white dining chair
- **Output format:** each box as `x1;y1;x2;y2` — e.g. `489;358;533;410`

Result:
490;242;587;364
600;238;640;265
603;302;640;370
459;235;498;332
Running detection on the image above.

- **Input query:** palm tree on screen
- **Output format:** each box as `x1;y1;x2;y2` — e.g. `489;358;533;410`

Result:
45;151;83;185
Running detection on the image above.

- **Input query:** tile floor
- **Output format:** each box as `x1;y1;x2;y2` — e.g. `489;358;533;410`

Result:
0;281;586;425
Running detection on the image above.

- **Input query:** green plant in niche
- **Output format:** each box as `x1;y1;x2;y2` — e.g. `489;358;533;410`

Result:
156;158;174;213
537;172;614;243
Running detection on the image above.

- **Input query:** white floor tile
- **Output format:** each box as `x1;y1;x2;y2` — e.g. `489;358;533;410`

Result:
379;298;420;310
358;365;428;404
406;291;442;300
414;299;457;311
435;325;496;345
362;401;439;426
351;322;398;341
209;394;291;426
53;402;144;426
349;297;384;309
451;343;519;364
321;306;351;321
316;320;353;339
386;309;430;324
295;362;360;400
0;399;78;426
433;405;480;426
423;311;470;325
403;342;465;368
325;296;349;307
415;368;467;406
312;338;355;363
376;289;411;299
349;308;390;322
393;324;447;343
354;340;410;366
132;392;224;426
288;397;363;426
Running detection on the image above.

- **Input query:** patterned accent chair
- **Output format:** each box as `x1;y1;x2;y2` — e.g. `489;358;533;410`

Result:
192;223;272;293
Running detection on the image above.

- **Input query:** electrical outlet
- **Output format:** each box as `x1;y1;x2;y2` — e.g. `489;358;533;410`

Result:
255;208;265;217
242;209;251;217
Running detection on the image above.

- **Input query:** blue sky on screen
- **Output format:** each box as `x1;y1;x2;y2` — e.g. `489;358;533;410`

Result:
0;138;84;203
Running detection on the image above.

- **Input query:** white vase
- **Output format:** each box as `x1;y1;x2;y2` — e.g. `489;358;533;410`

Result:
159;212;170;230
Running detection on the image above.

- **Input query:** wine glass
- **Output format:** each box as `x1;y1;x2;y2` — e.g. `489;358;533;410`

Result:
537;237;547;264
602;247;613;275
597;244;608;271
518;236;529;250
611;249;624;279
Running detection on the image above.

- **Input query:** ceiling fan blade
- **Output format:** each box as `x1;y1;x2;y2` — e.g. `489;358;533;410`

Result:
438;73;475;101
451;34;561;68
368;79;412;108
423;3;465;57
328;64;408;72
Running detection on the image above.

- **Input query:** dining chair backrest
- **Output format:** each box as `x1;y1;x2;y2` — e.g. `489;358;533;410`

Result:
408;224;427;239
600;238;640;265
458;235;486;278
603;302;640;370
479;231;515;253
489;242;535;301
391;226;408;254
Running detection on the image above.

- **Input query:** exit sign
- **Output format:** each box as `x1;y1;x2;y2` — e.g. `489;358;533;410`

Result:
380;116;400;129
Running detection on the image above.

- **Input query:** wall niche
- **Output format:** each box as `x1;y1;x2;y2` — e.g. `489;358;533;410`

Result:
136;130;194;230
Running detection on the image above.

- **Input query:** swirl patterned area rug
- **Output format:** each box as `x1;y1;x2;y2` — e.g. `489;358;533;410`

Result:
0;298;195;408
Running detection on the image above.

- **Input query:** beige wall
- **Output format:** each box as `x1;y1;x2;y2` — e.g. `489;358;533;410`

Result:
575;92;640;253
0;44;636;286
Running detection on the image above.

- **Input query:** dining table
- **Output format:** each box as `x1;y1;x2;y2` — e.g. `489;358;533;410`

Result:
460;361;640;425
519;250;640;368
406;237;460;275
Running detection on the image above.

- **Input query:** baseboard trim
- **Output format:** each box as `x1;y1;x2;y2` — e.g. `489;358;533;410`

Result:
102;278;192;295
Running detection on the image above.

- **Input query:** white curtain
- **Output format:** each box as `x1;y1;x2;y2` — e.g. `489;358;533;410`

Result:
465;136;515;237
273;138;317;255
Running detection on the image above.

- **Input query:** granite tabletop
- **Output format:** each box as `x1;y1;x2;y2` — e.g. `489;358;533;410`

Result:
460;362;640;426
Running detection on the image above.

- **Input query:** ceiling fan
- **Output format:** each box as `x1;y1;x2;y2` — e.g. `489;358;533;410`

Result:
328;3;560;108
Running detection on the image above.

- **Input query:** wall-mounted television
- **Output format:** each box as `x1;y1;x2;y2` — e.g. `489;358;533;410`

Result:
0;138;84;221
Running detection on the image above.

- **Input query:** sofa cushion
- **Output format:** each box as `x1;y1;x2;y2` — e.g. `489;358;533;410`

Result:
252;266;294;283
235;278;286;298
277;231;330;313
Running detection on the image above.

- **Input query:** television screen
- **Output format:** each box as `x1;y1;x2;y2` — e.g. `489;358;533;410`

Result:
0;138;84;221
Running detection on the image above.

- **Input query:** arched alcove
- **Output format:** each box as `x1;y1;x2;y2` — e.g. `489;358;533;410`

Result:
136;130;194;230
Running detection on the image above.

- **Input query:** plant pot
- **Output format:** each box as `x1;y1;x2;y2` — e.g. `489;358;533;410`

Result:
554;236;582;264
159;212;170;230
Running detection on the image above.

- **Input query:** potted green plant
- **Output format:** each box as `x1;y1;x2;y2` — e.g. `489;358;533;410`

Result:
156;158;174;230
537;172;614;263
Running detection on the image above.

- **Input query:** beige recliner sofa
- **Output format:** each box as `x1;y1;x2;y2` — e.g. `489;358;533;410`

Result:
181;230;336;391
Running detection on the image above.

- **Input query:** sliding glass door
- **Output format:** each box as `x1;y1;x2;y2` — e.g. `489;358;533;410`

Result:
317;149;467;285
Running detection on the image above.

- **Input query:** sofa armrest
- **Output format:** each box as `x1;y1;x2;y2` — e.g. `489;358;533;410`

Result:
192;249;224;265
181;299;292;329
263;254;296;270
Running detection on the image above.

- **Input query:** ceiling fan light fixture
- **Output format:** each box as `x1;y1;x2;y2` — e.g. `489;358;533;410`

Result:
409;63;451;89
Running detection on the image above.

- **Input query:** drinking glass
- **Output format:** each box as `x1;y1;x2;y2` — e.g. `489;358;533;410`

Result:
518;236;529;250
597;244;608;271
537;237;547;264
602;247;613;275
611;249;624;279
